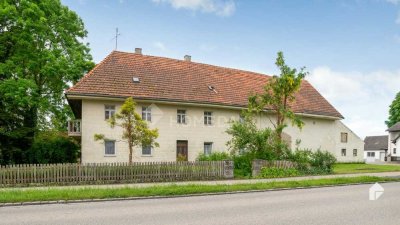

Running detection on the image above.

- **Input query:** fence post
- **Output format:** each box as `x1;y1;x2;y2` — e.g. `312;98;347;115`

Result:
223;160;234;179
252;159;265;177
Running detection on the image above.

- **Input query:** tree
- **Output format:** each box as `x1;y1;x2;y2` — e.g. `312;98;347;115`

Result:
95;98;159;164
0;0;94;161
248;52;307;145
386;92;400;128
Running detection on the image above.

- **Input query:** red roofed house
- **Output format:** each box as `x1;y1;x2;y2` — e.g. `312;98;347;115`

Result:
66;49;364;163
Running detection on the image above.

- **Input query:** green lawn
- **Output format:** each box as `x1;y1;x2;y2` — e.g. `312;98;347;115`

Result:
334;163;400;174
0;176;397;203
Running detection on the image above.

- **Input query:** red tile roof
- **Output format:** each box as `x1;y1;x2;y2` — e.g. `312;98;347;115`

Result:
66;51;343;119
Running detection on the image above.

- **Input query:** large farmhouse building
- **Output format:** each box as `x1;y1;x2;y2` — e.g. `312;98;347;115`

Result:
66;49;364;163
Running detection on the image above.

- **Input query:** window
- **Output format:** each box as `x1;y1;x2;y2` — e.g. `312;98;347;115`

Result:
204;111;212;125
105;140;115;155
177;110;186;124
204;142;213;155
353;149;357;157
142;106;151;122
142;145;152;156
341;149;346;156
394;148;397;154
340;132;348;143
105;105;115;120
367;152;375;157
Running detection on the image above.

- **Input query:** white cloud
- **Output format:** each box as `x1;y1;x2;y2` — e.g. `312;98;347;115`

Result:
308;66;400;138
153;41;167;51
152;0;236;17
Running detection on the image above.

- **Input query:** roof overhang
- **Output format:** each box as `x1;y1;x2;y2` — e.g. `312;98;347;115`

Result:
65;93;343;121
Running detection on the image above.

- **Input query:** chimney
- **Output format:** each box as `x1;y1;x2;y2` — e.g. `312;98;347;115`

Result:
184;55;191;62
135;48;142;54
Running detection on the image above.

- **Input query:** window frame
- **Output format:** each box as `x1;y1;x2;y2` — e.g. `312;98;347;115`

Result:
142;106;152;122
353;149;357;157
104;140;116;156
204;142;213;156
177;109;186;124
204;111;213;125
340;132;348;143
141;144;152;156
367;152;375;157
341;148;346;157
394;148;397;154
104;105;116;120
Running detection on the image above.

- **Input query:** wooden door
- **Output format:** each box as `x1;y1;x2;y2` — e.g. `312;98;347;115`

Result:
176;140;188;161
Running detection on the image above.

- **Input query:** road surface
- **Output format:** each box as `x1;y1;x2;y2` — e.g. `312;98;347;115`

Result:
1;183;399;225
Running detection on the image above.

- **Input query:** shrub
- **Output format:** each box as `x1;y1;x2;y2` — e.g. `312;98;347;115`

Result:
259;167;300;178
197;152;231;161
287;149;337;174
28;131;80;164
232;153;254;178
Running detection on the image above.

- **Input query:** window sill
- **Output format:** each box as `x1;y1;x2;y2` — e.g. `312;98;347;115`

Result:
104;155;116;157
141;155;153;157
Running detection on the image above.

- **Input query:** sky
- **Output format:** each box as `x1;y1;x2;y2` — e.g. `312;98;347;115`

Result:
62;0;400;138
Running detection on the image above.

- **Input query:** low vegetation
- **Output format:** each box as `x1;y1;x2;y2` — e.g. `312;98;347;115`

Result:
334;163;400;174
0;176;397;203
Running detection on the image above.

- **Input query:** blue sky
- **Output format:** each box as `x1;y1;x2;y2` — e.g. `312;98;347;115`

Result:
63;0;400;138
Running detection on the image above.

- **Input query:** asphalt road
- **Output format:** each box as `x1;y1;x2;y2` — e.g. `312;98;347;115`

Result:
1;183;400;225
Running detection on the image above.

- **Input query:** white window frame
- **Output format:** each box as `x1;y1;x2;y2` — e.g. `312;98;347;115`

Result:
142;145;152;156
105;105;116;120
204;111;213;125
142;106;152;122
341;148;346;156
177;109;186;124
204;142;213;155
367;152;375;157
104;140;116;156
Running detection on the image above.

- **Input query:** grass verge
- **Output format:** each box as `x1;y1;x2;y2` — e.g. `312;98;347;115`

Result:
0;176;398;204
334;163;400;174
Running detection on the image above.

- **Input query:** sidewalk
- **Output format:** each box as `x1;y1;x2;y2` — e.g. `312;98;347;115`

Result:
2;171;400;191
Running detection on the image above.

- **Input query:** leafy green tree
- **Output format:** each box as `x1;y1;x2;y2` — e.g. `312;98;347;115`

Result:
95;98;159;164
0;0;94;162
248;52;307;145
386;92;400;128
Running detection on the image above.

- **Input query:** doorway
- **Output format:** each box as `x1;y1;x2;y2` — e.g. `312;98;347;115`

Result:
176;140;188;161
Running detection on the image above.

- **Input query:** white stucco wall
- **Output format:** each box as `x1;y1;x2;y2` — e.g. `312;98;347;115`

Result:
388;131;400;157
80;99;364;163
364;150;386;162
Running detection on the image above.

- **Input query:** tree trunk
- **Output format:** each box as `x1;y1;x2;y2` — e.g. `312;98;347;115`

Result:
128;141;133;165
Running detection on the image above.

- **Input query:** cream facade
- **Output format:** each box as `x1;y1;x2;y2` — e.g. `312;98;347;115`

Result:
78;97;364;163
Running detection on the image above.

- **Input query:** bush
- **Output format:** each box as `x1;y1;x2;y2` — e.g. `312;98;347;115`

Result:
197;152;231;161
259;167;300;178
28;131;80;164
287;149;337;174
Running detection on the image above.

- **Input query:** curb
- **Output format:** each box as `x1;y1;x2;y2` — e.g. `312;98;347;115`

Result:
1;180;398;207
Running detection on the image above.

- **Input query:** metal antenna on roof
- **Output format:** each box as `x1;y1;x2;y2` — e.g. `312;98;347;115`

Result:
112;28;121;50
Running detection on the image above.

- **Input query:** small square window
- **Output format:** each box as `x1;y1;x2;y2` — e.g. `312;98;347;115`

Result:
105;140;115;155
105;105;116;120
177;110;186;124
341;148;346;156
367;152;375;157
142;106;152;122
204;142;213;155
353;149;357;157
142;145;152;156
341;132;348;143
204;111;212;125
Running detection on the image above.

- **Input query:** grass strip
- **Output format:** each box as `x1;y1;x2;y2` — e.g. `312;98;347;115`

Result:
0;176;398;203
334;163;400;174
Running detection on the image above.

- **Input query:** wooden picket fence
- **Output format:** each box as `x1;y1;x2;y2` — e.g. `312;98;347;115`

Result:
0;161;230;187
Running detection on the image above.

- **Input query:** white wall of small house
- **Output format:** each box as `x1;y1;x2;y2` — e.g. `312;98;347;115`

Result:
80;98;364;163
388;131;400;157
364;150;386;161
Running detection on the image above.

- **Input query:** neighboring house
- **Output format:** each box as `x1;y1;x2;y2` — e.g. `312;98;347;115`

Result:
364;135;388;162
65;49;364;163
387;122;400;161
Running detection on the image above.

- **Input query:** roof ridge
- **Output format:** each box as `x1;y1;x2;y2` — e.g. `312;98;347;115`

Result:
112;50;272;79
